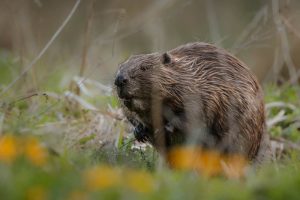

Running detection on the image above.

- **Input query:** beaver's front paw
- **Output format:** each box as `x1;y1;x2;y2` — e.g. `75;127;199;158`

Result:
134;123;151;143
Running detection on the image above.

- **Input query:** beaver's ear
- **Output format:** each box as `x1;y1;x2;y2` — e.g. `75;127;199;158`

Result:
161;52;172;65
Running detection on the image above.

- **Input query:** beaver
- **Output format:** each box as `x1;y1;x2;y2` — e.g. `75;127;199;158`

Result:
114;42;270;163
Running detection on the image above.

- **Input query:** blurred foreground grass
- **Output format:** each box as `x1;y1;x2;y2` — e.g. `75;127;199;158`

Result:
0;54;300;199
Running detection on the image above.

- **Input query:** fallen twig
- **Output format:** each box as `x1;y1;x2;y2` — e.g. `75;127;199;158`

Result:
267;110;287;128
266;101;297;111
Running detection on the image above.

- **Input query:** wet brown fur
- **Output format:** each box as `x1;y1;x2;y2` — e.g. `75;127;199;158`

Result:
116;42;270;162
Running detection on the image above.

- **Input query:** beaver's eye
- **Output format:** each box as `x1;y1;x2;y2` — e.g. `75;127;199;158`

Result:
141;65;151;71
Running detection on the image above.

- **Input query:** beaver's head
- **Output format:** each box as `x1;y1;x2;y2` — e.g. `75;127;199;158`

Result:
114;52;174;113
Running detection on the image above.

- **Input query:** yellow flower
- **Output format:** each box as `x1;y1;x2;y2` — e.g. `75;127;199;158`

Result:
125;170;155;193
221;155;248;179
197;150;222;177
24;137;48;166
167;147;222;175
0;135;18;164
26;186;47;200
168;147;248;178
83;166;120;190
167;147;198;170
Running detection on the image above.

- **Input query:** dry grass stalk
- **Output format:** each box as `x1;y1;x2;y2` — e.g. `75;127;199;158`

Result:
0;0;82;98
77;0;96;95
272;0;298;84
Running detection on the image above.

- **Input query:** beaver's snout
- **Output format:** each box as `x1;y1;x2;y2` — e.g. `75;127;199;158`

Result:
114;73;128;87
114;72;131;100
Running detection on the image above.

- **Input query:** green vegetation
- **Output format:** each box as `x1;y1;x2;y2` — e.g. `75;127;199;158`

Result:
0;53;300;200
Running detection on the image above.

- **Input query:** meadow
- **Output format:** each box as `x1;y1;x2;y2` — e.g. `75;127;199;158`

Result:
1;51;300;199
1;0;300;199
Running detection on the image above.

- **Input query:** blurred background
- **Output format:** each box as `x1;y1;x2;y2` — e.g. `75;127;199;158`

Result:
1;1;300;199
1;0;300;91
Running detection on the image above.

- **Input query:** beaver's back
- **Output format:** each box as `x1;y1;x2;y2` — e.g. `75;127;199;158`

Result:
152;42;267;160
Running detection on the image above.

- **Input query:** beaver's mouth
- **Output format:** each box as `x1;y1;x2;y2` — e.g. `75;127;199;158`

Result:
116;86;133;100
123;98;133;109
116;87;134;110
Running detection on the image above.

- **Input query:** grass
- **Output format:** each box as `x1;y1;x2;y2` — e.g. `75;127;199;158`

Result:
0;54;300;200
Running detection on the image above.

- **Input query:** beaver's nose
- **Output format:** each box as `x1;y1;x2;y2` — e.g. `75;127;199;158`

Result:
114;74;128;87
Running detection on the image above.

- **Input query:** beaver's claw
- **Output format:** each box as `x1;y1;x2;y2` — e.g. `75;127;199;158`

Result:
134;123;151;143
